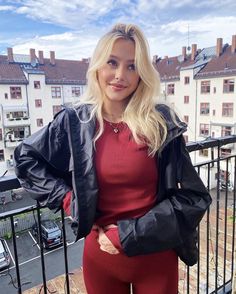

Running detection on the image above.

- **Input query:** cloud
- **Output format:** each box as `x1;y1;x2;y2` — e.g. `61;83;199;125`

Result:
10;31;100;60
11;0;115;29
0;5;14;11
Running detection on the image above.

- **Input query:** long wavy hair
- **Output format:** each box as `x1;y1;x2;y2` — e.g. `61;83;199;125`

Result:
77;23;167;156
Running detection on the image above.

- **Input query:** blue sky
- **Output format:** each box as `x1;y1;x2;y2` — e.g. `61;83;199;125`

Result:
0;0;236;60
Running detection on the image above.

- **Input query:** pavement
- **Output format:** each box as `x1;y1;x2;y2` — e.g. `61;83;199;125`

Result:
0;188;36;214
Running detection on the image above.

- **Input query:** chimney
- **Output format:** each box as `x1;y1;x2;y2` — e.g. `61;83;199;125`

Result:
38;50;44;64
216;38;223;57
152;55;158;63
182;46;186;60
231;35;236;54
50;51;55;65
191;44;197;61
30;48;36;63
7;47;14;63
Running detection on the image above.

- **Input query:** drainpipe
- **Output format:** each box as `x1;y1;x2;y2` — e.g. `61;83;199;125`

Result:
194;78;198;165
25;79;31;136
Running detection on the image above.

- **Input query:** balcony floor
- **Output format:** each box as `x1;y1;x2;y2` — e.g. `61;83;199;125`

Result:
23;268;87;294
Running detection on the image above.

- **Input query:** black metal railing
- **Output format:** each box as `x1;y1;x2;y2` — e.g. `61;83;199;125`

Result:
0;135;235;294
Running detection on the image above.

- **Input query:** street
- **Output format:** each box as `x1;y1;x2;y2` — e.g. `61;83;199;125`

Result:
0;218;84;293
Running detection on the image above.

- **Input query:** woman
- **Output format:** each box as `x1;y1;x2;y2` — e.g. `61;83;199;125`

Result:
14;23;212;294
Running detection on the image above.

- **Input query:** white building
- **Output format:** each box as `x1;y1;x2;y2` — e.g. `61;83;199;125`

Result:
154;34;236;188
0;48;88;175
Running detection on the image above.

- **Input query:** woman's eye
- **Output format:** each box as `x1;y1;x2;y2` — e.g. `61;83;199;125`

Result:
107;59;117;67
128;64;136;71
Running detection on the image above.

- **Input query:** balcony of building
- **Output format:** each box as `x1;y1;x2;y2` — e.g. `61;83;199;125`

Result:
4;126;30;148
2;106;30;128
0;136;235;294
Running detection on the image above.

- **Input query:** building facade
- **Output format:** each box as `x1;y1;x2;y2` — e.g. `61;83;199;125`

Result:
0;48;89;174
154;34;236;188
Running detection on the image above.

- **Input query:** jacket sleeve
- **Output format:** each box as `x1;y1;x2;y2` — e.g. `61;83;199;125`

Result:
117;136;212;257
14;110;72;210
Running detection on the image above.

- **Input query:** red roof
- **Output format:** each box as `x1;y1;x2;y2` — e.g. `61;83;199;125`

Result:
196;45;236;78
154;55;195;81
0;55;89;85
0;55;28;84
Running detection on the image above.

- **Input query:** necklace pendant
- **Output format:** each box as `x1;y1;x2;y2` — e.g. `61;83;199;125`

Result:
113;128;119;133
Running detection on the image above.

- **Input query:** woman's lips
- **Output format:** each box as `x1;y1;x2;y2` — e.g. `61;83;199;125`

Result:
109;83;127;91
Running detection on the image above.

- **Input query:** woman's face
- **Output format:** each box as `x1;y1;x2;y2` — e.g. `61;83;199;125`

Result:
97;38;140;108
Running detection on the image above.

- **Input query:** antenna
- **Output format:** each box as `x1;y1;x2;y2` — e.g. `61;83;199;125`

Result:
187;24;191;52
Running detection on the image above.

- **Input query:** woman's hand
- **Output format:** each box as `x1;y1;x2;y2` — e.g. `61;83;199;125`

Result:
96;224;121;255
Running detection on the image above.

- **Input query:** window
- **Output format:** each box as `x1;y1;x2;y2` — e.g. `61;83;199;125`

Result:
7;111;25;119
0;129;2;141
213;109;216;116
167;84;175;95
0;150;4;162
201;81;210;93
53;105;62;116
213;87;216;93
4;93;8;99
10;87;22;99
223;79;234;93
35;99;42;108
51;87;61;98
199;149;208;157
183;115;189;123
199;123;209;136
222;103;233;117
184;96;189;104
200;103;210;115
221;126;232;137
72;86;81;97
36;118;43;127
34;81;41;89
220;148;231;157
184;76;190;84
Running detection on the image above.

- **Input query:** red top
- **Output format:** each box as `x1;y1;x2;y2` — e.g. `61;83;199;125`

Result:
95;119;158;226
63;119;158;250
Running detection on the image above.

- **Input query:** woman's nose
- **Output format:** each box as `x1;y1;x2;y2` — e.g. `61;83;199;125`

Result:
115;66;126;80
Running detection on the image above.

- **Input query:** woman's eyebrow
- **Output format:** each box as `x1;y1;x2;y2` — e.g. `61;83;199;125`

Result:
109;54;135;63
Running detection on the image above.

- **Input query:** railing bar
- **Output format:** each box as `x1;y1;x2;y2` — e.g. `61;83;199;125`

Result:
36;203;47;294
10;215;22;294
187;266;190;294
197;226;200;294
61;209;70;294
196;164;200;294
206;162;211;294
215;144;221;292
230;156;236;284
223;159;229;290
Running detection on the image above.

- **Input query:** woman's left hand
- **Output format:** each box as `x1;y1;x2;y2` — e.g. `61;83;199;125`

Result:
97;225;120;255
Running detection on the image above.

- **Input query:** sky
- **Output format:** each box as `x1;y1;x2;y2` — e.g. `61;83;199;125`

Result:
0;0;236;61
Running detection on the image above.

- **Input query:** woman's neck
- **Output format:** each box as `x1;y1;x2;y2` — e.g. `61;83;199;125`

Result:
102;104;126;123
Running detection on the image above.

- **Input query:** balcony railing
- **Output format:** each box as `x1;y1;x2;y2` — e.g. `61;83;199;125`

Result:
0;136;235;294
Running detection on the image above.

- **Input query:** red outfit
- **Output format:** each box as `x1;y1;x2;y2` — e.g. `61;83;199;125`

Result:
82;120;178;294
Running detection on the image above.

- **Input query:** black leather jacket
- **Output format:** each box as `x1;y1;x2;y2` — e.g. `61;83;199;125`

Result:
14;104;212;266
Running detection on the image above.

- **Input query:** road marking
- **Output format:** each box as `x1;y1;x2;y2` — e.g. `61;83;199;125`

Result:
0;238;84;274
5;240;15;266
28;231;40;250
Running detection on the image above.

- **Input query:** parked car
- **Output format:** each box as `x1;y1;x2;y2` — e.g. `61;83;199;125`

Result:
32;220;63;249
0;238;10;270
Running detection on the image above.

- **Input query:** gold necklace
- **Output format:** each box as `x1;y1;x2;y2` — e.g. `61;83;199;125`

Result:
109;122;120;133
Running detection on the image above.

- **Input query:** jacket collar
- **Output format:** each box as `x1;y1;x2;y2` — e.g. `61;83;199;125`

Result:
73;103;187;154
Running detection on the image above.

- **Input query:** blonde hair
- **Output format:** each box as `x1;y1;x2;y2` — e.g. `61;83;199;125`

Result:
77;23;167;156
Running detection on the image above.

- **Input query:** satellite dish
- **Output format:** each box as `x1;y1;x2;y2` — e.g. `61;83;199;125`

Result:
187;46;191;52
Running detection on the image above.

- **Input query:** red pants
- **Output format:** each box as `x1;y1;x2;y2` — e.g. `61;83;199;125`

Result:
83;229;178;294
